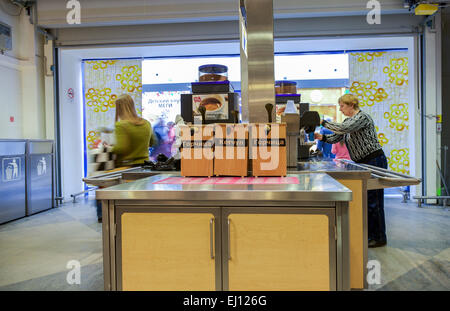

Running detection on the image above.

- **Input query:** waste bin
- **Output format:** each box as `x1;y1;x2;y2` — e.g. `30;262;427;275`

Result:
0;139;27;223
26;140;54;215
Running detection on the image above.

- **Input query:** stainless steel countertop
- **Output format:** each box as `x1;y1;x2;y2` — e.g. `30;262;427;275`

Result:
96;173;352;202
121;169;180;180
120;159;371;181
289;159;372;179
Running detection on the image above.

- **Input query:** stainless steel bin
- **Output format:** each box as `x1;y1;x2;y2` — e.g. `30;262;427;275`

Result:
0;139;27;223
26;140;54;215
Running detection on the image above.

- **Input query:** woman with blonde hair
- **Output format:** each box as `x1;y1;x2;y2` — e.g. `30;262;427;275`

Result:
97;94;157;222
315;93;388;248
111;94;158;166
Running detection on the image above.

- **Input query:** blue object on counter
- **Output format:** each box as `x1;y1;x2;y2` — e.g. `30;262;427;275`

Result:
317;127;335;159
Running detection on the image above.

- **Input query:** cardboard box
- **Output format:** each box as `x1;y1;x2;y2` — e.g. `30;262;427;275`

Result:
249;123;287;177
213;123;248;177
180;124;215;177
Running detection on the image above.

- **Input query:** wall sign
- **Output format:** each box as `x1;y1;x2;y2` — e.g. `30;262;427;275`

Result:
2;157;21;182
67;88;74;104
37;157;47;176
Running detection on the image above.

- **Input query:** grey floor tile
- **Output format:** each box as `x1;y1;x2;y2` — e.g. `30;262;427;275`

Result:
0;262;104;291
384;199;450;257
0;195;448;291
377;258;450;291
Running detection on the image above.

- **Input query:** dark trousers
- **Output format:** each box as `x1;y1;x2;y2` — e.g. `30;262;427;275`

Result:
362;153;388;242
96;200;102;218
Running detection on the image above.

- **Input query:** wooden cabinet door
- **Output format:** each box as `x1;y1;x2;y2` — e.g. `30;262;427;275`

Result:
225;212;335;291
118;212;218;291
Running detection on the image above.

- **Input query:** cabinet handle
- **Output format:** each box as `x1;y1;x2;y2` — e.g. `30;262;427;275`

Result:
228;218;231;260
210;218;215;259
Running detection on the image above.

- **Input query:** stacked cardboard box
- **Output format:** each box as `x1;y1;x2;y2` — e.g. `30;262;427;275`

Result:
180;123;286;177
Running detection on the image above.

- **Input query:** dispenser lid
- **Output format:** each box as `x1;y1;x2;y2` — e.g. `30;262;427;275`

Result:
198;64;228;74
284;100;298;114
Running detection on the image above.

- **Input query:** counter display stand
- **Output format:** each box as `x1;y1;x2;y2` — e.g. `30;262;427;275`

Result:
91;159;420;290
97;173;352;291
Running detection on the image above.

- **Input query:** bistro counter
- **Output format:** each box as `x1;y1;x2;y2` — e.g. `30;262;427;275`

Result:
96;173;352;291
113;160;371;289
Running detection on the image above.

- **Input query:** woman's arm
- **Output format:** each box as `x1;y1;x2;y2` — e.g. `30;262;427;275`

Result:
323;113;370;134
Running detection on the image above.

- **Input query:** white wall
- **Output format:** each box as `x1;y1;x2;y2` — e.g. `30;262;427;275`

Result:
0;4;23;138
58;51;84;200
0;58;22;138
0;4;48;139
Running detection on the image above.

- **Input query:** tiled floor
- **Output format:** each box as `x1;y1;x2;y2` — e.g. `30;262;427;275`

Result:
0;195;448;291
0;197;104;291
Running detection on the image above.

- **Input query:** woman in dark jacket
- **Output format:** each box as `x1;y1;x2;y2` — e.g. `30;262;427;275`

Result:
315;94;388;248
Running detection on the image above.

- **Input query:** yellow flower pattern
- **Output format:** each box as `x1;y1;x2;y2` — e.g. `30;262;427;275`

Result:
350;52;386;62
350;81;388;107
84;60;142;150
383;103;409;131
375;126;389;147
85;60;118;70
86;130;101;150
387;148;410;175
85;88;117;113
383;58;408;86
350;51;411;175
116;66;142;93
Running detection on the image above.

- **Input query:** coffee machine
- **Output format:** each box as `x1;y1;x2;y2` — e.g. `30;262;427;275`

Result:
298;110;321;160
180;64;239;124
280;100;300;168
281;104;320;167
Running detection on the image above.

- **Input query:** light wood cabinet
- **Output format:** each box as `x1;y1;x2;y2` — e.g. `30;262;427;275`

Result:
222;209;336;291
117;212;220;291
225;213;333;290
110;206;343;291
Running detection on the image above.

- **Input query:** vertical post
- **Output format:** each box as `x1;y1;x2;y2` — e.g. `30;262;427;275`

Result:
239;0;275;123
424;14;440;204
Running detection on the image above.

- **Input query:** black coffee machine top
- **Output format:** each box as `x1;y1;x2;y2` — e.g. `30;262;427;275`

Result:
300;111;320;133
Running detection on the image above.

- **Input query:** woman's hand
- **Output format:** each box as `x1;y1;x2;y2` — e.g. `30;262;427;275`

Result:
314;133;323;141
